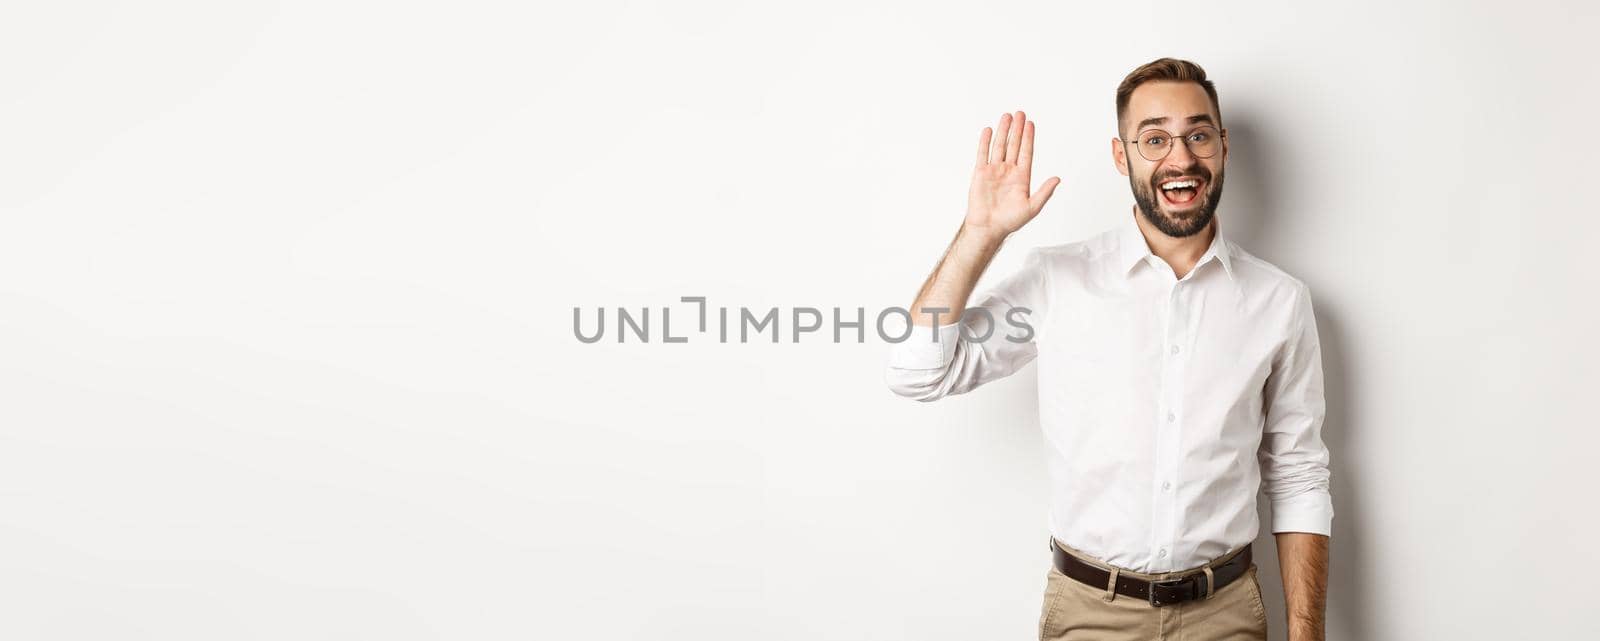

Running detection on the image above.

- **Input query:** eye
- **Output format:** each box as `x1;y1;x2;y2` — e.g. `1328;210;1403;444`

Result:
1143;135;1167;146
1188;132;1210;142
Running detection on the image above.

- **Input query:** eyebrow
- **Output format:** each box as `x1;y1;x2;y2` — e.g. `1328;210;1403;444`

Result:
1136;113;1216;132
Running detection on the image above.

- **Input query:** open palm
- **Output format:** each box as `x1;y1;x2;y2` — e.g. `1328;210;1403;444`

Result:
964;110;1060;236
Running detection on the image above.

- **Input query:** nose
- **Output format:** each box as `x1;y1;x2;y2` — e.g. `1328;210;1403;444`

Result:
1164;135;1198;167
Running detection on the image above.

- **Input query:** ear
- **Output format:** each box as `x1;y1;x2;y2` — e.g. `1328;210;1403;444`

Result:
1112;136;1129;177
1219;129;1229;167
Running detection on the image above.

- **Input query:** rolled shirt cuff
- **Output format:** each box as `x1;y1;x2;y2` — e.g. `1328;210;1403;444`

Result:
1269;490;1334;536
885;322;962;370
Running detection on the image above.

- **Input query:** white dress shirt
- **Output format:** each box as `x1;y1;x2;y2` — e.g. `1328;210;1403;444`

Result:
885;209;1333;573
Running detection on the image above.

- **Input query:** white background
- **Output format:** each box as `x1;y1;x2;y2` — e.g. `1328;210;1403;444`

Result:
3;1;1596;639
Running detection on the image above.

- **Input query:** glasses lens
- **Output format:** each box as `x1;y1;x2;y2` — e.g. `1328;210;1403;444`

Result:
1187;126;1221;158
1137;130;1171;161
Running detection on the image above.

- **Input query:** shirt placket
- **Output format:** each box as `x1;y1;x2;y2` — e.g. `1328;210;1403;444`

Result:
1148;266;1191;572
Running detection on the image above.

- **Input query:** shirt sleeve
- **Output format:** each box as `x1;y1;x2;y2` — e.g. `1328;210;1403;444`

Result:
1258;282;1335;536
883;246;1047;402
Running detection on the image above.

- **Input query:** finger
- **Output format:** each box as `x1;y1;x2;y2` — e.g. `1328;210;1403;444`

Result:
1018;120;1036;167
975;127;992;166
1005;110;1025;163
988;113;1011;163
1029;176;1061;212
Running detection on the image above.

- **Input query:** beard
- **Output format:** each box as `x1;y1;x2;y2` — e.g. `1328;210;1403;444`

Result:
1130;165;1225;238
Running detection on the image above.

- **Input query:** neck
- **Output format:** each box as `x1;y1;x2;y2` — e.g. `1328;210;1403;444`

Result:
1132;204;1215;279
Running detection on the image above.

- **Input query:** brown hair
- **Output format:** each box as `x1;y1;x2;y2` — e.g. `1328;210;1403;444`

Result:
1115;58;1221;137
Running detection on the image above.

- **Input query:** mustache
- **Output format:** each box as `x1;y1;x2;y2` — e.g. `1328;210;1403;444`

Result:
1150;168;1213;185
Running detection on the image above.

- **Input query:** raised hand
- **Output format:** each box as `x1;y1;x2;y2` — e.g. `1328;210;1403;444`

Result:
964;110;1061;238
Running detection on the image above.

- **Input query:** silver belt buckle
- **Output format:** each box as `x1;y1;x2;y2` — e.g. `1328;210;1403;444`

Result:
1147;577;1188;607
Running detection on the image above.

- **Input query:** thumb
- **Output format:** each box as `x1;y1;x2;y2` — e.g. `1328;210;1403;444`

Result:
1029;176;1061;213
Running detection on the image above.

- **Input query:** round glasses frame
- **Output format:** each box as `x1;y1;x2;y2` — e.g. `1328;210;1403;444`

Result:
1120;125;1227;162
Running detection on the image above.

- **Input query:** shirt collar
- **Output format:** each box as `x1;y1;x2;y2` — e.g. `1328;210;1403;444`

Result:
1117;206;1236;282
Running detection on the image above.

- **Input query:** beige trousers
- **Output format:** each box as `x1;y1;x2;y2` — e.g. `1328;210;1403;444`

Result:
1039;539;1268;641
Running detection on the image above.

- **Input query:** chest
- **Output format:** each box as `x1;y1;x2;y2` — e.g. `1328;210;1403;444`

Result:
1033;277;1289;408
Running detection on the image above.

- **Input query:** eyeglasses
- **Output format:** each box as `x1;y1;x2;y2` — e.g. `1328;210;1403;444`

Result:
1121;125;1226;162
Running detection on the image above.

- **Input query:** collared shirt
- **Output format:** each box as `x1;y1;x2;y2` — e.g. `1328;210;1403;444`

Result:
884;208;1333;573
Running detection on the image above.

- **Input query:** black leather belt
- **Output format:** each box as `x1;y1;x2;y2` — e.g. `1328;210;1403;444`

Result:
1049;538;1252;607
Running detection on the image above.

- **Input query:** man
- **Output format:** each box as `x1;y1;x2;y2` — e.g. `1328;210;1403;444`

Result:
884;58;1332;641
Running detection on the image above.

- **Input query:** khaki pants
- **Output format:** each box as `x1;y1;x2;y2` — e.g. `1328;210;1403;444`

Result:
1039;539;1268;641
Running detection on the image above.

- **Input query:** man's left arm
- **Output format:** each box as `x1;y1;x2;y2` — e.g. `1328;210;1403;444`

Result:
1259;283;1334;641
1275;532;1329;641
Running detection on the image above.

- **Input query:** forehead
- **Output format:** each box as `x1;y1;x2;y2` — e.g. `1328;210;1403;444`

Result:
1124;81;1216;133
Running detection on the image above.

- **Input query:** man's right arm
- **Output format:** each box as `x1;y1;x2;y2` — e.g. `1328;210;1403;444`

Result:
885;110;1060;401
907;223;1009;330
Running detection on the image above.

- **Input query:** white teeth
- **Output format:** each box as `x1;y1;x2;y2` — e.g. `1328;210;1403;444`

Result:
1161;179;1199;190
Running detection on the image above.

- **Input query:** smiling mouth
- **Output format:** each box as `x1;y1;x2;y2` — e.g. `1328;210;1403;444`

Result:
1158;177;1204;208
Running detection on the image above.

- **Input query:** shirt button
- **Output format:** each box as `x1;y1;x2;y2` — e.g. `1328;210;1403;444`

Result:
1162;481;1172;491
1167;412;1176;422
1171;345;1180;354
1158;548;1168;559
